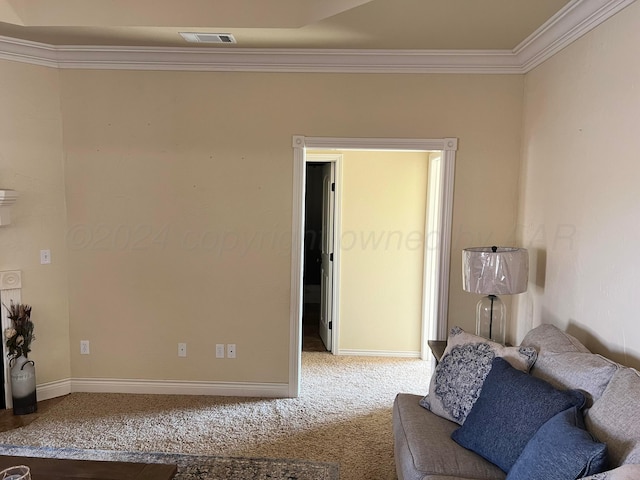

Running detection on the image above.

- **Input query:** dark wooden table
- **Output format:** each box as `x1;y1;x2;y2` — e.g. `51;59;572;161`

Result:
427;340;447;364
0;455;177;480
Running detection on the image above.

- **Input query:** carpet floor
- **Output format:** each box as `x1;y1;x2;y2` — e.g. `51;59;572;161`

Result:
0;352;432;480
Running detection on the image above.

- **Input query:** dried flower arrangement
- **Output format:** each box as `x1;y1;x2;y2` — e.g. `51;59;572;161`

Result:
3;301;35;359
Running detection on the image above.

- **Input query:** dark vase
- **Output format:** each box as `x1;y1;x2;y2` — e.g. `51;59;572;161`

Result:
9;355;37;415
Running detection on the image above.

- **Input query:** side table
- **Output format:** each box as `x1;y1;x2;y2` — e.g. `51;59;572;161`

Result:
427;340;446;365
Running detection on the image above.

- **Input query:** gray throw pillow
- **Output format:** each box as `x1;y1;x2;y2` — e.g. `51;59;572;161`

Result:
585;367;640;467
528;351;617;407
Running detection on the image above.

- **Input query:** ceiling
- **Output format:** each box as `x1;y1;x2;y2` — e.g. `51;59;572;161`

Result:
0;0;575;49
0;0;633;73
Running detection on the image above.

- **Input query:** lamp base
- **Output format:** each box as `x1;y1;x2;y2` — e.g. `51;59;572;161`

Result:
475;295;506;345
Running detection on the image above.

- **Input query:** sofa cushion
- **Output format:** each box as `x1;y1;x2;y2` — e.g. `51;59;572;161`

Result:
521;324;590;354
451;357;586;473
521;324;618;407
582;464;640;480
394;393;506;480
506;406;608;480
420;327;537;425
529;351;618;408
585;367;640;467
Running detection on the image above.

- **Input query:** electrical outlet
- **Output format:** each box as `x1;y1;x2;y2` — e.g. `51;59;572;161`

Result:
227;343;236;359
80;340;90;355
216;344;225;358
40;249;51;265
178;342;187;357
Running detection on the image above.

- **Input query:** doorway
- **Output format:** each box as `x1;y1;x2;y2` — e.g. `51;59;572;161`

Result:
302;163;326;352
289;136;458;397
302;156;340;353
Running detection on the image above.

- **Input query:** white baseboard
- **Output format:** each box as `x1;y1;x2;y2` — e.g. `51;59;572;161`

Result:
69;378;291;398
36;378;72;401
336;349;422;358
31;378;291;401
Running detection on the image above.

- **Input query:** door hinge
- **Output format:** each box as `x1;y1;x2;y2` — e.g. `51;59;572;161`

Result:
330;253;334;261
331;182;335;192
329;321;333;330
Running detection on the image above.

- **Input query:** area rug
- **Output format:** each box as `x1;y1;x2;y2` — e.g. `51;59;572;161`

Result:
0;444;339;480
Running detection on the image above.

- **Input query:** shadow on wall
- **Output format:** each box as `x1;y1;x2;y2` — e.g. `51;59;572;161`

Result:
513;248;546;343
566;323;640;371
532;248;546;289
531;248;639;370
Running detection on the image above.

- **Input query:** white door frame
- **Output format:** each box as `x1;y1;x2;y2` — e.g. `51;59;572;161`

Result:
289;135;458;397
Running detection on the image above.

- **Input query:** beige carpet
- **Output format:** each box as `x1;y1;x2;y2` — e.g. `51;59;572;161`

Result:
0;352;432;480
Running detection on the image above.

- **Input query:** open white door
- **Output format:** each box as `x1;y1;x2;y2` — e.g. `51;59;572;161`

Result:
319;162;335;351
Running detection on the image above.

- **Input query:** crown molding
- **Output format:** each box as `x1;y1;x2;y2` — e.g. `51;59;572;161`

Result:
2;41;522;74
0;0;635;74
61;47;521;74
0;34;58;68
513;0;637;71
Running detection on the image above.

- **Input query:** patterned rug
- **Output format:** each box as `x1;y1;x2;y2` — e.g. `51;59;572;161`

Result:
0;444;339;480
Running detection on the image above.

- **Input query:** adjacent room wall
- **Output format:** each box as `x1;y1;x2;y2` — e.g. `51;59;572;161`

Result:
516;1;640;367
339;150;429;356
59;70;524;386
0;59;71;386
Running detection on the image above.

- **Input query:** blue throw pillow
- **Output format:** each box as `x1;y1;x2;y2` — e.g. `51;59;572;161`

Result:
506;406;607;480
451;357;585;472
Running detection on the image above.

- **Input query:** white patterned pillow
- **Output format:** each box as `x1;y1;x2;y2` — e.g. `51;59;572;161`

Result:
420;326;537;424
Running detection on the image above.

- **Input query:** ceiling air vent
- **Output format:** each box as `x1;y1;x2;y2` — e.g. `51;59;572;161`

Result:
180;33;237;44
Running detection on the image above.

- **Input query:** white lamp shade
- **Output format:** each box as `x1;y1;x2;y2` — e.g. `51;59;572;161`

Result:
462;247;529;295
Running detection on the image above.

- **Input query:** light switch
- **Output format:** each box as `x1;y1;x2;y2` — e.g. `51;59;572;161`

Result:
40;249;51;264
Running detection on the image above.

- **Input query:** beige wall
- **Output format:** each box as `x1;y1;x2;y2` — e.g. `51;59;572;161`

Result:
338;150;429;355
0;60;71;384
3;4;637;387
57;70;523;384
516;1;640;367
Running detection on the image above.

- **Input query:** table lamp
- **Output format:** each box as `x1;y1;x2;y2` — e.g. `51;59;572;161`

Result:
462;246;528;344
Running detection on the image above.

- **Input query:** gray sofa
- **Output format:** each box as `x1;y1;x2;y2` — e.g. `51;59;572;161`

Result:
393;324;640;480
